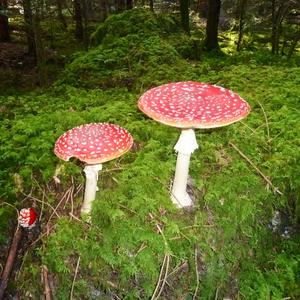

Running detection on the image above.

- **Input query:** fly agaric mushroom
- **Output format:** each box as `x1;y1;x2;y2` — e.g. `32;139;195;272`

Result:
138;81;250;208
54;123;133;215
19;207;37;228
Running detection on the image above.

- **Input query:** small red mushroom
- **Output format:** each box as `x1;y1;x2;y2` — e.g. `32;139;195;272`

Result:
138;81;250;207
18;208;37;228
54;123;133;215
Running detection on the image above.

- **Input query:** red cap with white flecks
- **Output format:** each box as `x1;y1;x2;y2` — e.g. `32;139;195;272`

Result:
138;81;250;128
19;208;37;228
54;123;133;164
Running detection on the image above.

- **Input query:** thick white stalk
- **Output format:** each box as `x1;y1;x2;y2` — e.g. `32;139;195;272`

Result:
171;129;198;208
81;164;102;214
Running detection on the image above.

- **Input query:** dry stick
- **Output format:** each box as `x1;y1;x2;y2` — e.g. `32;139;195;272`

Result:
149;214;170;300
46;187;72;227
166;260;188;279
64;178;75;210
155;254;170;300
150;253;170;300
256;100;270;141
69;256;81;300
0;227;22;300
229;142;283;195
69;213;91;227
69;178;75;215
192;246;200;300
240;121;257;134
29;224;57;247
39;192;45;222
0;202;20;220
22;193;60;218
42;265;52;300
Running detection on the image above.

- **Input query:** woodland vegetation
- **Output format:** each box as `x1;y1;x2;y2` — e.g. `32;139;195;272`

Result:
0;0;300;299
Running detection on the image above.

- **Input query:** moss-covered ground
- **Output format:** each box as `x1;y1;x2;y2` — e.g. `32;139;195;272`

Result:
0;8;299;299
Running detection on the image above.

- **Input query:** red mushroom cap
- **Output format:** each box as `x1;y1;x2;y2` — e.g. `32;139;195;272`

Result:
19;208;37;228
138;81;250;129
54;123;133;164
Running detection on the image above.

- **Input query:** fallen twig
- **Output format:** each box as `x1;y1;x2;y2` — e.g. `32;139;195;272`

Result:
22;193;60;218
256;100;270;141
0;227;22;300
229;141;283;195
69;256;81;300
150;253;170;300
29;224;57;247
69;213;91;227
166;260;188;279
149;212;170;300
42;265;52;300
192;246;200;300
46;187;72;227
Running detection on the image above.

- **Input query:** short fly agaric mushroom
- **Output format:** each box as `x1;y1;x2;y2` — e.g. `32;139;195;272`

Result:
19;208;37;228
54;123;133;215
138;81;250;208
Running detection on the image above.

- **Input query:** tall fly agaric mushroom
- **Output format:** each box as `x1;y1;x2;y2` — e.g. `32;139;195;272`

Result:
138;81;250;208
54;123;133;215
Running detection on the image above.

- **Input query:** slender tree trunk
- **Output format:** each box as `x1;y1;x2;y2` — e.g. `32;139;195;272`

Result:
116;0;125;12
0;0;10;42
56;0;67;28
271;0;289;55
74;0;84;41
197;0;208;18
149;0;154;12
287;31;300;60
32;0;47;85
126;0;133;10
236;0;247;51
81;0;88;49
205;0;221;50
23;0;36;57
179;0;190;34
99;0;108;21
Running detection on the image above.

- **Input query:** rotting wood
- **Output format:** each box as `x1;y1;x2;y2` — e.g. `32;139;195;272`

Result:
0;227;22;300
42;265;52;300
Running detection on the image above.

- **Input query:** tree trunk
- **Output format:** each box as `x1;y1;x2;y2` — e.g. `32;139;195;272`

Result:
287;31;300;60
0;0;10;42
236;0;247;51
32;0;47;85
197;0;208;18
126;0;133;10
99;0;108;22
56;0;67;28
149;0;154;12
271;0;289;55
205;0;221;50
23;0;36;57
116;0;125;12
179;0;190;34
74;0;84;41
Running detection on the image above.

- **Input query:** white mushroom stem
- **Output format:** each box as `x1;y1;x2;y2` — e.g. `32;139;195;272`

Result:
81;163;102;214
171;128;198;208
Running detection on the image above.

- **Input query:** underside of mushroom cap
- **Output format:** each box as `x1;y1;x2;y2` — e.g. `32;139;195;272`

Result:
138;81;251;128
54;123;133;164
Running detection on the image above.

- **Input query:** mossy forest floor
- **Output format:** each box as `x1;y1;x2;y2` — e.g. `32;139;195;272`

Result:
0;8;300;300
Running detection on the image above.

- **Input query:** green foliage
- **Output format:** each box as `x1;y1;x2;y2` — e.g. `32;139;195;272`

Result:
62;9;201;90
90;8;181;46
